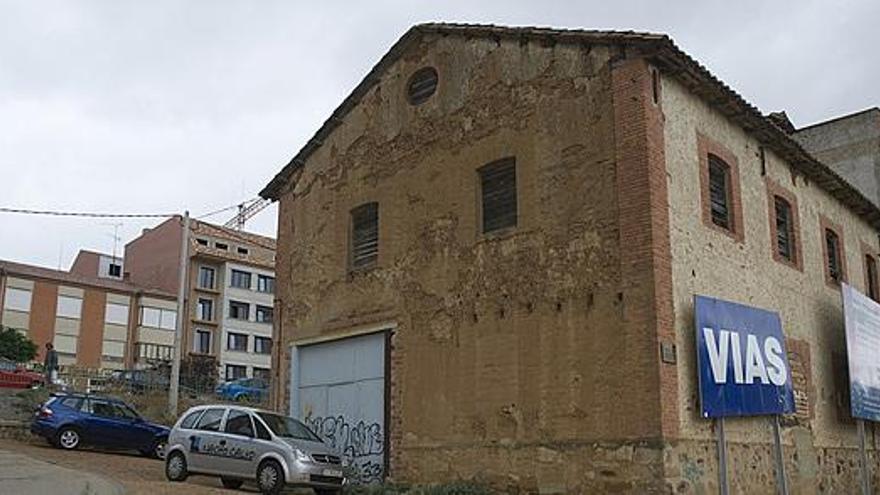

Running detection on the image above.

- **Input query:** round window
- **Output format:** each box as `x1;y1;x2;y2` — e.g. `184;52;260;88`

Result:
406;67;438;105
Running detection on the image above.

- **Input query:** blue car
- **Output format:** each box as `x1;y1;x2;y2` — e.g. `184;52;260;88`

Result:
31;393;169;458
215;377;268;402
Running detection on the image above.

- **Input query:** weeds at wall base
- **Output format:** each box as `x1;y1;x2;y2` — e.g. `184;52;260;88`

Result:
343;481;492;495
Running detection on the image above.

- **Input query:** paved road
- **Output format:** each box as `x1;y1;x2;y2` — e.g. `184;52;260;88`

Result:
0;438;263;494
0;446;123;495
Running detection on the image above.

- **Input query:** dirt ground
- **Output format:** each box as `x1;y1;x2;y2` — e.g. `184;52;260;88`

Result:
0;437;279;494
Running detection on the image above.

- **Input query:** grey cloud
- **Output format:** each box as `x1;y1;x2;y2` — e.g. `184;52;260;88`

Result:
1;0;876;267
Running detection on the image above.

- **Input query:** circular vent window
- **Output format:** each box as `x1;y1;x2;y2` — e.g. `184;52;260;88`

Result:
406;67;438;105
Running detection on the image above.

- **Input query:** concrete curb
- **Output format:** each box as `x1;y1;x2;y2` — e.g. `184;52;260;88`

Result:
0;448;125;495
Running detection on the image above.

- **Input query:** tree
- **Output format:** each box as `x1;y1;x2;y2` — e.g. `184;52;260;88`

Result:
0;325;38;363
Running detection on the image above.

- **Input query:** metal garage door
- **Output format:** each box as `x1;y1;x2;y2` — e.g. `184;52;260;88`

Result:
292;331;386;484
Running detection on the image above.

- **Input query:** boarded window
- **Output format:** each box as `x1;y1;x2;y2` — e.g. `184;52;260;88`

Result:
407;67;438;105
867;254;879;301
708;155;731;230
351;202;379;269
825;229;843;283
479;158;517;234
774;196;795;262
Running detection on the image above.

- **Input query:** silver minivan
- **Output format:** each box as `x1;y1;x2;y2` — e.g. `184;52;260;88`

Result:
165;405;346;494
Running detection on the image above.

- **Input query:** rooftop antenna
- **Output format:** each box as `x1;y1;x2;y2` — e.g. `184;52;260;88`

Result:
103;222;123;264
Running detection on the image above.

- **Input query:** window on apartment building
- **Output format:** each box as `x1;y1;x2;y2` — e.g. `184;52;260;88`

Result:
867;254;879;301
708;155;732;230
105;303;129;325
230;269;252;289
237;247;249;255
196;238;209;246
56;296;82;319
215;242;228;251
229;301;250;320
141;307;175;329
227;332;248;352
197;298;214;321
255;305;273;324
195;330;212;354
825;229;844;284
257;275;275;294
141;307;161;327
253;367;271;383
108;263;122;278
198;266;215;289
479;158;518;234
159;309;177;330
351;202;379;269
774;196;796;263
254;337;272;355
3;288;32;312
225;365;247;381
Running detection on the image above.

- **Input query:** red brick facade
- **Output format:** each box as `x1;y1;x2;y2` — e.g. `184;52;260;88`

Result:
612;57;679;441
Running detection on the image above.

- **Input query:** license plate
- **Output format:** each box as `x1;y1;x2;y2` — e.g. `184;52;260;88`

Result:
322;468;343;478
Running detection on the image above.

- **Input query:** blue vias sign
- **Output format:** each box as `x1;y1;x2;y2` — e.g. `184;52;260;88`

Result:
695;295;795;418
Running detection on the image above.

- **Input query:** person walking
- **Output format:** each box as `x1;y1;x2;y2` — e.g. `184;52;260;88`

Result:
43;342;58;387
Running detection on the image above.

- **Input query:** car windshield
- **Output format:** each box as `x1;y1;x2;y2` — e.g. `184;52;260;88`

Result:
256;412;322;442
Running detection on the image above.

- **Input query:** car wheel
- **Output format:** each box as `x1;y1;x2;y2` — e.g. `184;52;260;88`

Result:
56;427;80;450
256;459;284;495
236;394;250;403
315;490;342;495
221;477;244;489
165;451;188;482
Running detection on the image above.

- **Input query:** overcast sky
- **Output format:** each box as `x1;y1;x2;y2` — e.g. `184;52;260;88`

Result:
1;0;877;270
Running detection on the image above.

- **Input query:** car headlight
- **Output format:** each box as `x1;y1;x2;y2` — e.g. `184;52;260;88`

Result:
294;448;311;462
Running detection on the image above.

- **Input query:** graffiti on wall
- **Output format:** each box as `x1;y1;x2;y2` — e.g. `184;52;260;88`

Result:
305;414;384;483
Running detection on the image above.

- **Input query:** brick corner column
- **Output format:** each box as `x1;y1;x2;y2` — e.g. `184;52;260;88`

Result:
611;56;680;442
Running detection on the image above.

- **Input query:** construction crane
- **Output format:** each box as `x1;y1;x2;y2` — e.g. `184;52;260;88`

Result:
224;198;270;230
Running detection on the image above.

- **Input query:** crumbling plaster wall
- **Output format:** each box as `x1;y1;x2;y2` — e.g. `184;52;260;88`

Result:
662;74;880;494
275;34;669;492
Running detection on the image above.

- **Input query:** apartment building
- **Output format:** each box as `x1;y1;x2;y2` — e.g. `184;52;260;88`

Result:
0;256;176;369
261;24;880;492
124;217;276;382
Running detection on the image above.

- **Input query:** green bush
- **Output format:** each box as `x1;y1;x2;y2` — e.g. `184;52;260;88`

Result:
0;325;37;363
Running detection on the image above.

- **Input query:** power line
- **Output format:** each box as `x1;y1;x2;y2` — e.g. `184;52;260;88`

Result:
0;207;175;218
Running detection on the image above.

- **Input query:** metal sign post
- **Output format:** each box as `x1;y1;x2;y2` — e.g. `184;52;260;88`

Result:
716;417;729;495
857;419;872;495
771;415;789;495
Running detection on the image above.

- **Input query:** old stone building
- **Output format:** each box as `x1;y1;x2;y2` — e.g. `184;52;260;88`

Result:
261;24;880;493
